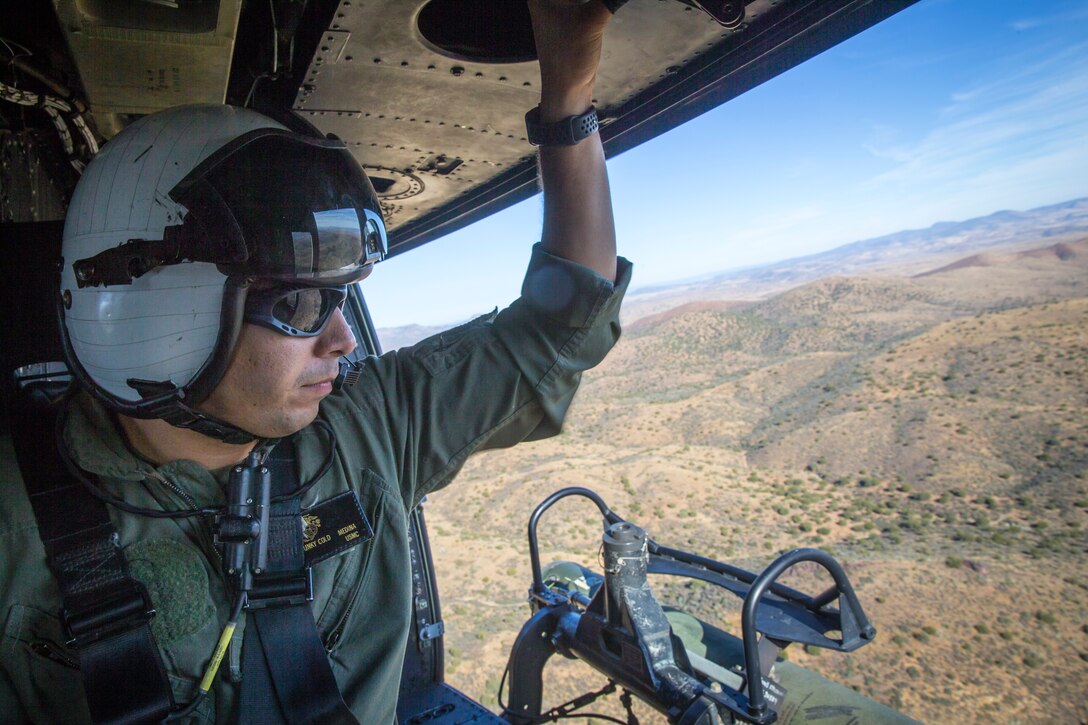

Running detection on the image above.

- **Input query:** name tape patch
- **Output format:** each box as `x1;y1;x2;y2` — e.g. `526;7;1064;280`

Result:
760;677;787;712
300;490;373;567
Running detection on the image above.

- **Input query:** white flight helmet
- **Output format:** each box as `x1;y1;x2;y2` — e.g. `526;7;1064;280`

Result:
59;104;386;442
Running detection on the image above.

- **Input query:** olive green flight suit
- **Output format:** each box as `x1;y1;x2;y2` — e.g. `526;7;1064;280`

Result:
0;246;631;723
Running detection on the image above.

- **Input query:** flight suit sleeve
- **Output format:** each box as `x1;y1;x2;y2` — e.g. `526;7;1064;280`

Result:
348;243;631;509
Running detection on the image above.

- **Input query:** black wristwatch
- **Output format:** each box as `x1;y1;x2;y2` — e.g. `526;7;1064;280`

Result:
525;106;599;147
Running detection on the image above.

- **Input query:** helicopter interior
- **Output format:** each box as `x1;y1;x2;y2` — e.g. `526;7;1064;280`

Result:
0;0;921;721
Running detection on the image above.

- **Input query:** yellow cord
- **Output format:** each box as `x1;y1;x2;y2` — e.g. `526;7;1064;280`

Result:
199;621;238;693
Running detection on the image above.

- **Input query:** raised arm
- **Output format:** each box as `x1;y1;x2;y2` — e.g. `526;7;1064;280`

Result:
528;0;618;282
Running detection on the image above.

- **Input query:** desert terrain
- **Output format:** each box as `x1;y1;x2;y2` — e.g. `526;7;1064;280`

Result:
407;200;1088;724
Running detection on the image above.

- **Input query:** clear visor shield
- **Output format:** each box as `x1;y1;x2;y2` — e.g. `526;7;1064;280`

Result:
171;129;387;284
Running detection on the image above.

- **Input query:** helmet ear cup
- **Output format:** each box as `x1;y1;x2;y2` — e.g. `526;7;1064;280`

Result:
59;105;287;417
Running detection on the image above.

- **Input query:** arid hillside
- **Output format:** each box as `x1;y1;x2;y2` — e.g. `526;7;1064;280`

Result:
620;197;1088;323
422;236;1088;724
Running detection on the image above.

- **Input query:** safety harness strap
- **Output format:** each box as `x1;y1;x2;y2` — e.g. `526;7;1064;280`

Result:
13;388;174;725
238;438;358;725
240;606;358;724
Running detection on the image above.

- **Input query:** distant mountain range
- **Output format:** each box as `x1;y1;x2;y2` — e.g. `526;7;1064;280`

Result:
621;196;1088;321
376;197;1088;348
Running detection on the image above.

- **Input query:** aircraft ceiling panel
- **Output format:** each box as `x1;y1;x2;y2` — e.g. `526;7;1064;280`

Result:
291;0;759;247
1;0;919;255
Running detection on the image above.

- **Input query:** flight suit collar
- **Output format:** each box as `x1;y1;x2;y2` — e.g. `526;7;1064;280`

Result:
62;391;227;509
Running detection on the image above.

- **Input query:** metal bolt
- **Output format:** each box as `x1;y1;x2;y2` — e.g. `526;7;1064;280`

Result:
450;65;465;77
62;289;72;309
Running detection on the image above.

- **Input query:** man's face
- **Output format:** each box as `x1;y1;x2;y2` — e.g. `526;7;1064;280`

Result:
197;307;358;438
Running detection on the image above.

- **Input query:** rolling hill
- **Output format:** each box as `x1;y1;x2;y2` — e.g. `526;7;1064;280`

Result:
422;228;1088;723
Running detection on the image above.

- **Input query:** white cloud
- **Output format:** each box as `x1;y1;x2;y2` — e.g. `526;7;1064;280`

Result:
862;42;1088;197
1008;18;1045;31
1009;5;1088;32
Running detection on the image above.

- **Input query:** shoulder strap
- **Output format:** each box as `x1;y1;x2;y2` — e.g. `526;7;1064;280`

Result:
12;387;174;725
238;435;358;725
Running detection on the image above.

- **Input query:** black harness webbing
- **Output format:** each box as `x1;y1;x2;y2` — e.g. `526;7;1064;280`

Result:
238;439;359;725
13;389;174;725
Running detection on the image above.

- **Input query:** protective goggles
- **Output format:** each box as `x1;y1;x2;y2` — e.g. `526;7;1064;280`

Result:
244;285;348;337
72;128;387;288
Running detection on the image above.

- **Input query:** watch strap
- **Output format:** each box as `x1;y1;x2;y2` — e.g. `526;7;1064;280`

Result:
525;106;599;147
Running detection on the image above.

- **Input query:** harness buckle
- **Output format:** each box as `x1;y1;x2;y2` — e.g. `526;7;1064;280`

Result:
244;569;314;610
62;581;157;649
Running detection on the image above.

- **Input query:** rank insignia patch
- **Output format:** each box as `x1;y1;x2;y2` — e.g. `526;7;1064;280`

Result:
302;514;321;543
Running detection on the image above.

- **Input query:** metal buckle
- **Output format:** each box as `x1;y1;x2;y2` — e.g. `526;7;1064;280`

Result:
62;582;156;649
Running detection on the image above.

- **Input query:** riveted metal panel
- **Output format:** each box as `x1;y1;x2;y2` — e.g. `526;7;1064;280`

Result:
292;0;750;236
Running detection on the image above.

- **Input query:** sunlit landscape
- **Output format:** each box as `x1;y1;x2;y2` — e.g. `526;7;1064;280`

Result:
361;1;1088;720
412;199;1088;723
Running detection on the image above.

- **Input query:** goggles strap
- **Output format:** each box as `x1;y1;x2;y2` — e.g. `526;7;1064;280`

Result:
70;183;248;288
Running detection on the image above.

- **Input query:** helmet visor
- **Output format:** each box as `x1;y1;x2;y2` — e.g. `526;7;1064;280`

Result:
171;129;386;285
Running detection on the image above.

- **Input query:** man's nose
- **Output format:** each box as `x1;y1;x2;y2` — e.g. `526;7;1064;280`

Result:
317;306;358;358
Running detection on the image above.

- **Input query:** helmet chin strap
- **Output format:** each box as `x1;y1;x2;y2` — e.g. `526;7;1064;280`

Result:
159;359;365;445
159;399;260;445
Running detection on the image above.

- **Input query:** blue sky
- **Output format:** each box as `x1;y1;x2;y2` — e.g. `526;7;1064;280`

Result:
362;0;1088;328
